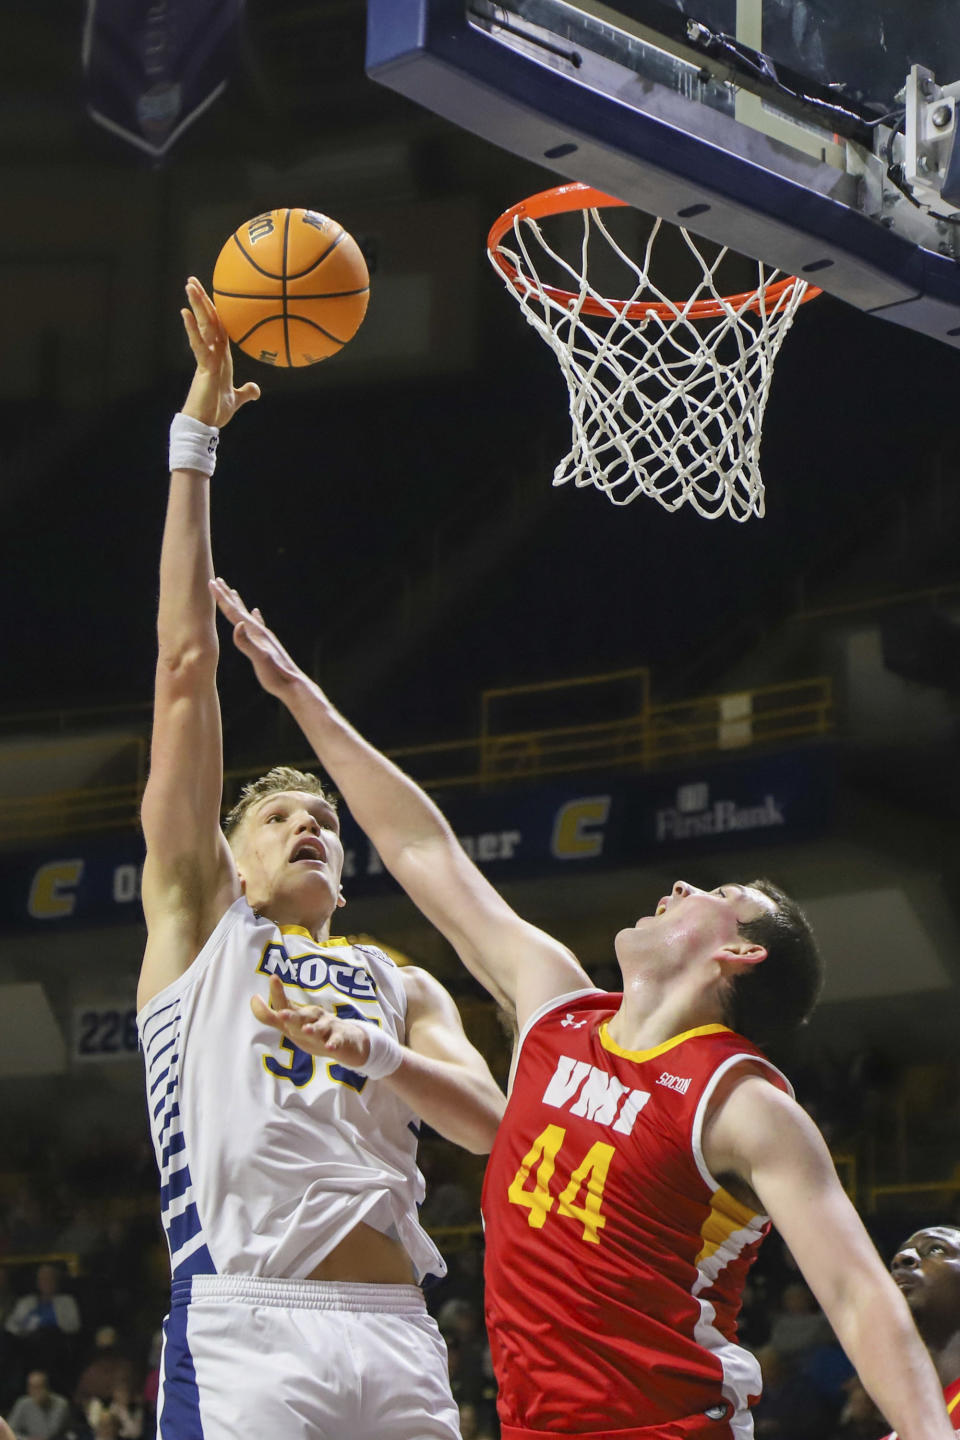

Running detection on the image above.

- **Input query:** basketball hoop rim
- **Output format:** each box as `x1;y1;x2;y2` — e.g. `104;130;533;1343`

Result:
487;182;822;320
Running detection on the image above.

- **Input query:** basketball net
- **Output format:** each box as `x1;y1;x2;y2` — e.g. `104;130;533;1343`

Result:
487;184;820;521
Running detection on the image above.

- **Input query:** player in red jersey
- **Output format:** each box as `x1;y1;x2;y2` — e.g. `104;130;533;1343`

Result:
883;1225;960;1437
210;583;955;1440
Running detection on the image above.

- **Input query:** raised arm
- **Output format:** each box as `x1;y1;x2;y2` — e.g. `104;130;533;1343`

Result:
705;1077;955;1440
210;582;593;1030
138;280;259;1010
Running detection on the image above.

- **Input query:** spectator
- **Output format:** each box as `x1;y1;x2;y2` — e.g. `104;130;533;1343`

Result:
91;1416;121;1440
6;1370;70;1440
0;1269;16;1328
430;1240;485;1313
751;1344;828;1440
140;1333;161;1440
4;1266;80;1386
93;1220;147;1331
53;1205;104;1269
457;1401;497;1440
802;1337;855;1422
419;1176;474;1230
73;1328;135;1417
0;1268;18;1411
438;1300;488;1404
769;1280;834;1361
738;1275;772;1348
830;1377;887;1440
4;1191;55;1255
86;1385;142;1440
5;1269;79;1345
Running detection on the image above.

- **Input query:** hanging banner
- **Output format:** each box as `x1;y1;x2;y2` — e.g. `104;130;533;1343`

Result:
82;0;243;158
0;746;835;932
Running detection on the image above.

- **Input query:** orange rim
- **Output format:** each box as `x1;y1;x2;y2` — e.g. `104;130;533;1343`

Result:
487;182;822;320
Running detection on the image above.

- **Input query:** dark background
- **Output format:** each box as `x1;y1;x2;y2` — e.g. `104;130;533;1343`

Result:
2;0;958;751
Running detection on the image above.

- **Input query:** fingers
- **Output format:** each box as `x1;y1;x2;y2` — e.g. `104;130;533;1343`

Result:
209;577;251;623
210;580;274;648
183;277;227;373
210;581;263;656
181;277;261;425
186;276;219;330
251;993;369;1065
252;991;317;1036
186;275;213;307
185;280;219;341
235;381;261;409
300;1016;356;1058
250;994;284;1030
180;307;207;366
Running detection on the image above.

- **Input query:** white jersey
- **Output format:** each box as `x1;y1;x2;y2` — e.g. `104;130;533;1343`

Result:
138;897;445;1286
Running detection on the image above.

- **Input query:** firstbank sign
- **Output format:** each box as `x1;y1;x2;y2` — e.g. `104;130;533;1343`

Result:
655;781;786;842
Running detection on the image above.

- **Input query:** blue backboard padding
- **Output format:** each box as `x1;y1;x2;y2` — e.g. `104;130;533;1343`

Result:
366;0;960;347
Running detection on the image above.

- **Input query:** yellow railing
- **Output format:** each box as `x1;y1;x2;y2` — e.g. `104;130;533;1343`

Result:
2;1251;82;1278
0;672;832;843
832;1151;858;1206
867;1178;960;1214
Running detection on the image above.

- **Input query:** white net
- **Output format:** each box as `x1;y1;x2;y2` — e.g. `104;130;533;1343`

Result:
488;199;814;521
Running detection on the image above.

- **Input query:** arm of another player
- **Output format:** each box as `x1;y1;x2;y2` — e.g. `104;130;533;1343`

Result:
392;965;506;1152
138;280;260;1010
704;1077;955;1440
215;581;593;1030
253;972;506;1153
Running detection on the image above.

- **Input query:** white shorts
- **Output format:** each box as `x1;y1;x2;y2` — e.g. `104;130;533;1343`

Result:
157;1274;462;1440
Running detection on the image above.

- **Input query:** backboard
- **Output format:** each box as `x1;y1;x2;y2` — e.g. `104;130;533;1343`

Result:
366;0;960;347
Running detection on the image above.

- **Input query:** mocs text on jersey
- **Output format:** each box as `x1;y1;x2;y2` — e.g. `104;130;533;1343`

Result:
257;942;379;1001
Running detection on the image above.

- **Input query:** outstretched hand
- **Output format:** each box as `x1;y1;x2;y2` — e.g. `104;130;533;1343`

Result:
252;976;373;1069
180;277;260;428
210;577;310;698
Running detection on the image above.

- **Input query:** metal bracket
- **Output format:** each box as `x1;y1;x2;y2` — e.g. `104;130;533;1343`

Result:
902;65;960;215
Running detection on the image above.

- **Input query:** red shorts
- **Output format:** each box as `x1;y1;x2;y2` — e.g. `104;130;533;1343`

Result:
500;1414;737;1440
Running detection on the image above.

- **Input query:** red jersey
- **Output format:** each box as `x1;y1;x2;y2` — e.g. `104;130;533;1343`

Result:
481;989;792;1439
881;1375;960;1438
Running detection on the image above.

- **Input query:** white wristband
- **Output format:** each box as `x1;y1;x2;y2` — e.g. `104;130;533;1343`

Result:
169;412;219;476
361;1024;403;1080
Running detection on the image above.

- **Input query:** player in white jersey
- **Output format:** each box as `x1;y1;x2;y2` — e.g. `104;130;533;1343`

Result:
139;278;506;1440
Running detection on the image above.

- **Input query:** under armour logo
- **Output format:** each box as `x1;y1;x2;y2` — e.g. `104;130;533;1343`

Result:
560;1013;587;1029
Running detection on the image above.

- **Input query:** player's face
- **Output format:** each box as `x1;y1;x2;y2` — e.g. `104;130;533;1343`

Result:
233;790;345;925
891;1227;960;1329
616;881;775;966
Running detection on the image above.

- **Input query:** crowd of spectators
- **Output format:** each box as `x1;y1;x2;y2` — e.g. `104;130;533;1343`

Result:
0;1258;162;1440
0;1136;164;1440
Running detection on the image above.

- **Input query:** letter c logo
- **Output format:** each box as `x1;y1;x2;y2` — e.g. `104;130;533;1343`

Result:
28;859;85;919
551;797;611;860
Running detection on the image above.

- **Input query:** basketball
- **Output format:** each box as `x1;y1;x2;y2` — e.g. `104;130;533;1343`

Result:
212;208;370;368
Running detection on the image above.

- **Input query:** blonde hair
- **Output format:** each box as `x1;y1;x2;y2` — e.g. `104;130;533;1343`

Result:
222;766;336;842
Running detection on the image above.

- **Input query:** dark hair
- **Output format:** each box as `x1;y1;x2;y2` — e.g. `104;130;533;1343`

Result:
724;877;824;1046
222;765;336;842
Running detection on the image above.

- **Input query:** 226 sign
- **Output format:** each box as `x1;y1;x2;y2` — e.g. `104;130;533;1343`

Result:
72;1004;139;1063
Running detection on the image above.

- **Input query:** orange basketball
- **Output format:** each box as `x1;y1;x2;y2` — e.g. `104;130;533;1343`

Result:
212;208;370;368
